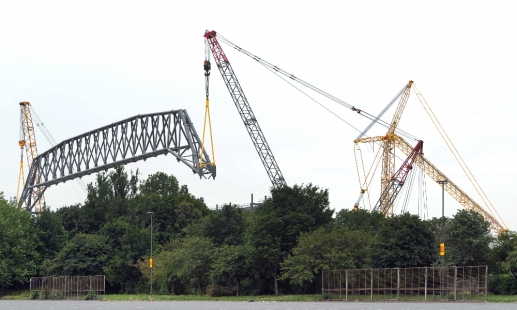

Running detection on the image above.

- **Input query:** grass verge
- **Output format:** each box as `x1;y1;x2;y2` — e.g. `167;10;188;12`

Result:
101;294;322;302
2;292;516;302
0;291;30;300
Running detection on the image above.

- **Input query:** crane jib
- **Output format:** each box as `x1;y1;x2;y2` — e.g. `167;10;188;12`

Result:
204;30;286;187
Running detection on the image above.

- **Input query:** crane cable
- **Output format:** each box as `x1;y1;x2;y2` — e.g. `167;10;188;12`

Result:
413;84;506;229
200;38;216;169
354;142;384;210
28;105;87;198
214;32;430;213
215;33;419;142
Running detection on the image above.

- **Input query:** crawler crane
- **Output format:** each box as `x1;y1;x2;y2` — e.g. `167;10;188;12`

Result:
206;31;506;232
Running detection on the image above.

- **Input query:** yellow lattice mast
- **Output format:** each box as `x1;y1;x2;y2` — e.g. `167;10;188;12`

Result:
18;101;45;212
355;81;413;215
353;82;506;232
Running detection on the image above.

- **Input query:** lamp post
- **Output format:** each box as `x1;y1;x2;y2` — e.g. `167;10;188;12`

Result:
147;211;154;298
437;180;448;299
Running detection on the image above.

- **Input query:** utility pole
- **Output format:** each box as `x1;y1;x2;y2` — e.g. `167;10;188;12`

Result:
147;211;154;298
437;180;448;299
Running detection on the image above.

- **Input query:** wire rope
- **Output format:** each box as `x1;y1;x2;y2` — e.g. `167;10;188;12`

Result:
217;33;419;141
28;106;88;195
413;84;506;229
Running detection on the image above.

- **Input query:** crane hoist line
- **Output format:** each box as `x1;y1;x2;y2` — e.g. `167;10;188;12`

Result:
200;38;216;172
204;30;286;187
207;31;420;143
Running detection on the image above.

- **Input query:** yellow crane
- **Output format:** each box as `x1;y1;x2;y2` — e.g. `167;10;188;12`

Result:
17;101;45;212
355;81;414;215
354;82;507;233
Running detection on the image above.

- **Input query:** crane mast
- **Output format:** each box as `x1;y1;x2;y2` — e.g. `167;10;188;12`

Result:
374;140;423;213
356;81;413;214
204;30;286;186
18;101;45;212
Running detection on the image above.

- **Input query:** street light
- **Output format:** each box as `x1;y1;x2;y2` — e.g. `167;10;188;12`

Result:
147;211;154;298
437;180;448;299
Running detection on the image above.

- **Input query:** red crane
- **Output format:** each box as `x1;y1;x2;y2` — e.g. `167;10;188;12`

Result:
204;30;286;186
373;140;423;214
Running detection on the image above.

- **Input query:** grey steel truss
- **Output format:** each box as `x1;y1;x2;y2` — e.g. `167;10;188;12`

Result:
19;109;216;212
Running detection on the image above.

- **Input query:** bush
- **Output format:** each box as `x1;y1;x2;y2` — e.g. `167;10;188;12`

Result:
42;290;51;299
85;289;97;300
29;291;39;300
205;284;236;297
488;274;517;295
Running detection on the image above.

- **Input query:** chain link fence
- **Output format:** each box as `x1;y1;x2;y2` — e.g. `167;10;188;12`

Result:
323;266;487;301
30;275;105;299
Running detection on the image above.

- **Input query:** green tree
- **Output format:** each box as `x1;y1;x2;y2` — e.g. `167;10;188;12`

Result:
150;237;214;294
334;208;384;234
83;166;139;233
35;207;68;263
503;247;517;278
203;204;245;246
55;204;90;238
489;231;517;274
280;227;371;291
445;209;492;266
370;212;435;268
177;237;214;293
209;244;248;296
0;195;39;288
247;183;333;295
138;173;208;244
99;219;148;293
46;233;111;276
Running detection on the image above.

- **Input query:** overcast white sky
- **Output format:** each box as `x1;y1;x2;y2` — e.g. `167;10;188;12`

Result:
1;1;515;231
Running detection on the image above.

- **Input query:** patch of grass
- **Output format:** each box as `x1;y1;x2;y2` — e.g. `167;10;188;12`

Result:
101;294;323;302
2;291;516;302
0;291;31;300
487;294;517;302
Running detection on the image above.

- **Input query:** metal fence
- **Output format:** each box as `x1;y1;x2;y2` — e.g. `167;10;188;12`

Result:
30;275;105;299
322;266;487;301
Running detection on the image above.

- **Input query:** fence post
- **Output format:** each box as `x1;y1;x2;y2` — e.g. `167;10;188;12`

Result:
397;268;400;301
425;267;427;301
485;265;488;302
339;270;342;300
454;266;457;301
371;269;373;301
321;270;324;301
345;269;348;301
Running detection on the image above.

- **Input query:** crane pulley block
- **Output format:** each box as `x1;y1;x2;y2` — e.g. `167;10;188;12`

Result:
204;60;211;75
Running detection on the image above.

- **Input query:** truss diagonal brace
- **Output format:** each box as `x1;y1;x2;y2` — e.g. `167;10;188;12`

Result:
18;109;215;212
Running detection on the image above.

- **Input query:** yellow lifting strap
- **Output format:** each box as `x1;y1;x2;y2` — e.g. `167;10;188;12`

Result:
200;97;216;169
201;43;215;170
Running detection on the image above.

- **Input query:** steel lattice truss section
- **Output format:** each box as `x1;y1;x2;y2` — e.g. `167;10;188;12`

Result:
19;109;216;212
205;31;286;187
394;135;505;233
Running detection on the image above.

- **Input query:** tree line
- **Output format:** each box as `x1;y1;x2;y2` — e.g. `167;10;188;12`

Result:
0;165;516;295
